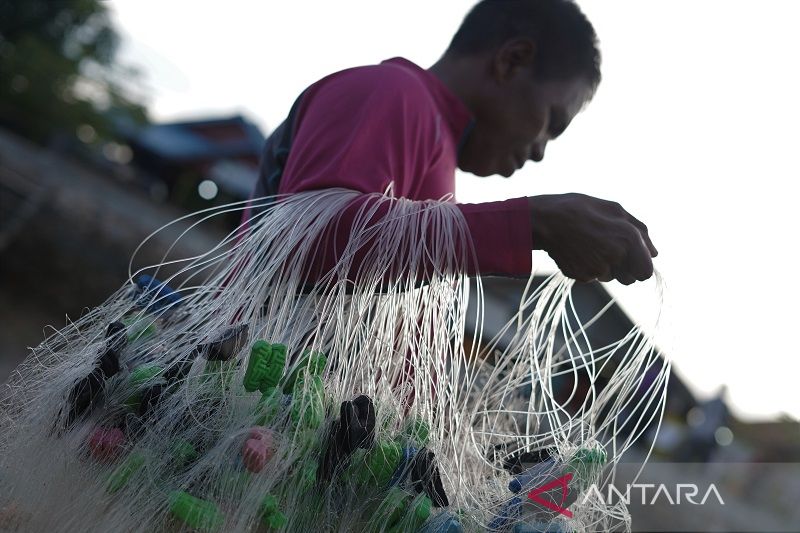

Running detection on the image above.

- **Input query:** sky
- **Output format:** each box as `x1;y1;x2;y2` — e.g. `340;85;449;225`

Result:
107;0;800;421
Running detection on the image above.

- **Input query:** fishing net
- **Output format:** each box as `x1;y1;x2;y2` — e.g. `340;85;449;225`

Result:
0;189;667;532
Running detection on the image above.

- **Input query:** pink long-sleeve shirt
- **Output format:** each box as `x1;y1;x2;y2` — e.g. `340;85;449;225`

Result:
252;57;533;277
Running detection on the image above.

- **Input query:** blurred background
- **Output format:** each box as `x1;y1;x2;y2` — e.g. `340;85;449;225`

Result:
1;0;798;529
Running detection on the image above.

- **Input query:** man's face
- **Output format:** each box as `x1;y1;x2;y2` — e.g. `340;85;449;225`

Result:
458;71;593;178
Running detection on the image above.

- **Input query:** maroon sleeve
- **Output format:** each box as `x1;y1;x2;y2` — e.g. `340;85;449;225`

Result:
458;198;533;276
276;67;533;279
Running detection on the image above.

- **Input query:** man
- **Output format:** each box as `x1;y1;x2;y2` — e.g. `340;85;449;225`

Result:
251;0;657;284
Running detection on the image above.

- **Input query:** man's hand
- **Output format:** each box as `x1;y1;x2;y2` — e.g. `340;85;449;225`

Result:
528;194;658;285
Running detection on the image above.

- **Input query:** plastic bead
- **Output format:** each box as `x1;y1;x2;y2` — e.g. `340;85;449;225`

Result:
105;321;128;354
202;359;237;390
297;460;318;490
374;490;432;533
129;365;162;387
410;448;449;507
487;496;522;530
161;353;195;383
376;488;410;530
125;365;163;409
137;383;166;417
282;350;327;393
169;491;224;532
509;458;558;494
319;420;345;483
243;341;272;392
403;417;430;447
242;440;269;473
88;427;125;462
290;375;325;429
253;388;286;426
354;440;402;486
138;355;203;417
399;494;432;532
242;429;275;473
389;446;417;487
65;323;124;427
66;371;111;429
342;394;376;450
418;511;464;533
196;324;249;362
566;447;607;492
107;453;145;493
134;274;182;314
244;341;286;393
569;447;606;466
248;425;272;441
170;439;198;467
121;315;157;343
260;495;288;530
319;394;377;483
490;441;552;474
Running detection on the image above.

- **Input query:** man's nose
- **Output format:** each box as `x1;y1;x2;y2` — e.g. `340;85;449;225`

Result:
530;141;547;162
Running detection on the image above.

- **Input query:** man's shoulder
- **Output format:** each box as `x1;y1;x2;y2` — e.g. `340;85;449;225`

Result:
311;58;434;107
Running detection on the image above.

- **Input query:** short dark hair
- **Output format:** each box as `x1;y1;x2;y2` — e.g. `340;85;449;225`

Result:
446;0;601;92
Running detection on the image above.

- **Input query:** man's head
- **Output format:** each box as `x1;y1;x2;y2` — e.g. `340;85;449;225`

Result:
434;0;601;177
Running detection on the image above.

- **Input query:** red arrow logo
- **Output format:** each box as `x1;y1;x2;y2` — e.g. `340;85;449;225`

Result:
527;472;574;518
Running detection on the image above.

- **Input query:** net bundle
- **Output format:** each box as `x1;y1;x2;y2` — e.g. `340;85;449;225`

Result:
0;189;668;532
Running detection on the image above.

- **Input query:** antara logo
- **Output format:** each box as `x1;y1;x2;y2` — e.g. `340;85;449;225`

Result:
526;472;574;518
581;483;725;506
526;475;726;516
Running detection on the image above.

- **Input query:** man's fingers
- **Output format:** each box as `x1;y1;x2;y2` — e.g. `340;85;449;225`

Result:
597;271;615;283
614;271;637;285
625;213;658;257
624;236;654;281
640;231;658;258
557;259;598;283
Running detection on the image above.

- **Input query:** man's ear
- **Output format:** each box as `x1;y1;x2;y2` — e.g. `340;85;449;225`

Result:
492;38;537;82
